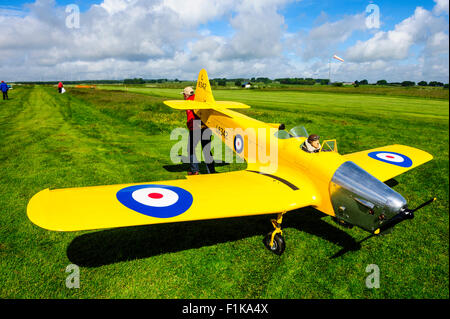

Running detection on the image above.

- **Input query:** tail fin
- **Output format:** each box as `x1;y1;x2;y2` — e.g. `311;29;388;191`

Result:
194;69;215;103
163;69;250;110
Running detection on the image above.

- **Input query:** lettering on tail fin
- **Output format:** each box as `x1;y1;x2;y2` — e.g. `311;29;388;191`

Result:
194;69;215;103
163;69;250;110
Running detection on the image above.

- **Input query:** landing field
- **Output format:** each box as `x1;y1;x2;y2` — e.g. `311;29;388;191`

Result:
0;85;448;298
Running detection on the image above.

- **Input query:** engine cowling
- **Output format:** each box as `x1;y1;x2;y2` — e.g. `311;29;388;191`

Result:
329;161;407;233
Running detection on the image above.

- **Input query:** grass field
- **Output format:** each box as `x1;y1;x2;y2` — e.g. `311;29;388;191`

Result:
0;85;448;298
95;82;450;99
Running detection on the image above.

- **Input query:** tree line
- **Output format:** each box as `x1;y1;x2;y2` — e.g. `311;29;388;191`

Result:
11;77;449;88
355;79;448;87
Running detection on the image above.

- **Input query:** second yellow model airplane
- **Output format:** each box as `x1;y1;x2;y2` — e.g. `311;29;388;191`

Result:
27;69;435;255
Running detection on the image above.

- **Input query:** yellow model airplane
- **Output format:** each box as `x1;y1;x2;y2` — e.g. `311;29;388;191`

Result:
27;69;435;255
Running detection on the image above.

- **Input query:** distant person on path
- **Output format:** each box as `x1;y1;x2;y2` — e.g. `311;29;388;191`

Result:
183;86;216;175
1;81;9;100
58;81;63;93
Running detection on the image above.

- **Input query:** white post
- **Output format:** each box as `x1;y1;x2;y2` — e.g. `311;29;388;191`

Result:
328;58;332;85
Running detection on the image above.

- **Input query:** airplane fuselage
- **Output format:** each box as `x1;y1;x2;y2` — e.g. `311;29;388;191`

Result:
196;107;408;233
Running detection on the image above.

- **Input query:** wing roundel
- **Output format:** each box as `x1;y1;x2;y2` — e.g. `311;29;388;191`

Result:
343;144;433;182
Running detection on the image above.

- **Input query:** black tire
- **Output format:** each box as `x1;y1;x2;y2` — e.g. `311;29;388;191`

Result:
264;232;285;255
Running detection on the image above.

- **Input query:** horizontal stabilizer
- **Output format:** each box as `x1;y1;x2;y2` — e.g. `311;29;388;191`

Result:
164;69;251;110
164;100;251;110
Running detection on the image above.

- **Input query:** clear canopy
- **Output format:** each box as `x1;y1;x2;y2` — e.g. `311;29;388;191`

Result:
274;125;310;139
274;130;292;139
289;125;309;138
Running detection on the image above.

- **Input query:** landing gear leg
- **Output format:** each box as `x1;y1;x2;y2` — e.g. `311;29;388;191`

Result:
264;212;286;255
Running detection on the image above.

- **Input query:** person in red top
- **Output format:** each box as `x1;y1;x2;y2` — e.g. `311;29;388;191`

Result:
58;82;64;94
182;87;215;175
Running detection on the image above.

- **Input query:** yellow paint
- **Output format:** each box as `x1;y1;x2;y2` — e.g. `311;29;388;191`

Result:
269;212;285;247
194;68;215;104
27;69;434;232
343;144;433;182
320;139;338;153
163;100;250;110
27;171;316;231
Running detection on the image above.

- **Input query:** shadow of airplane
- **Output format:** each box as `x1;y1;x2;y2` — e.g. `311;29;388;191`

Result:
329;234;374;259
162;160;231;174
384;178;399;188
67;206;368;268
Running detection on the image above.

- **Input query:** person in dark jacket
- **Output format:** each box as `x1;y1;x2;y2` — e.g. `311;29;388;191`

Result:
183;87;215;175
1;81;9;100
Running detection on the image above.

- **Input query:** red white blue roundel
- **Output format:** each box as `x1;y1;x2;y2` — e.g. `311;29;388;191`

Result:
368;151;412;167
234;134;244;154
116;184;193;218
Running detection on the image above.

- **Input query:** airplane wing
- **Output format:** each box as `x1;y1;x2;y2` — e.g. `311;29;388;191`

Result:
27;170;317;232
342;144;433;182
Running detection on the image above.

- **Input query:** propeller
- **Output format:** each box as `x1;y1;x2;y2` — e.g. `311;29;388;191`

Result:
375;197;436;234
408;197;437;213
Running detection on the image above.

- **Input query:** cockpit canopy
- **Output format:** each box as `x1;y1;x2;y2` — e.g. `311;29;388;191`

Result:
289;125;309;138
274;125;309;139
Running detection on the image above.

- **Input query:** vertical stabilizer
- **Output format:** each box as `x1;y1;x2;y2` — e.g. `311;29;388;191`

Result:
194;69;215;104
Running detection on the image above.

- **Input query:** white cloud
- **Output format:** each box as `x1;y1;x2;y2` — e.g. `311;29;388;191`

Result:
157;0;234;26
98;0;137;14
346;7;447;62
0;0;448;83
298;13;367;61
433;0;449;15
0;0;295;81
205;1;290;61
426;31;449;55
332;4;449;83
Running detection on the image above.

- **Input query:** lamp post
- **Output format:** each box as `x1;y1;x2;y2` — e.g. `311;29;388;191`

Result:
328;57;332;84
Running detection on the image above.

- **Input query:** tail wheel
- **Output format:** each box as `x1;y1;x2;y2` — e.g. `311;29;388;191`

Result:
264;232;285;255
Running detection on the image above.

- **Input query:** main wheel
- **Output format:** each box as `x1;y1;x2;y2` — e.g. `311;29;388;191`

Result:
264;232;285;255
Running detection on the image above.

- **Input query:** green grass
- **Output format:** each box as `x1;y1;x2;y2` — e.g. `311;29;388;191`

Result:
96;82;450;99
0;85;448;298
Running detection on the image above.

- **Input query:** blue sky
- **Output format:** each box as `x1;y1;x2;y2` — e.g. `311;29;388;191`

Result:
282;0;431;30
3;0;439;24
2;0;98;12
0;0;448;82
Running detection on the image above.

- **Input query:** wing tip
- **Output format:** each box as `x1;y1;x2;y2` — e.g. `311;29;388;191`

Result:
27;188;54;230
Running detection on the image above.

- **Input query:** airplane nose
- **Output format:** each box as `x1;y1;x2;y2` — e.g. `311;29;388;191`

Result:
385;192;407;214
330;161;409;233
